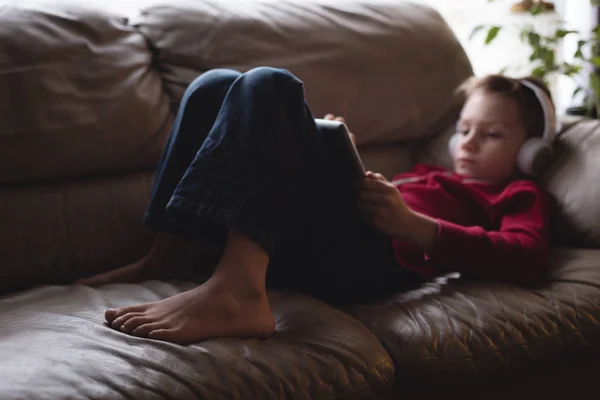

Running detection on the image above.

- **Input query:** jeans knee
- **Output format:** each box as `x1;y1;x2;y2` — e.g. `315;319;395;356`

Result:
183;69;241;103
242;66;303;93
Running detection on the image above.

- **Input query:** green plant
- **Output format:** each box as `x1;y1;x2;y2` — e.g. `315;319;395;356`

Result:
471;0;600;117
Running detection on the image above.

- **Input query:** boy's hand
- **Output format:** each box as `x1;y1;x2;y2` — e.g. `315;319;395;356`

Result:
324;114;356;145
357;171;413;238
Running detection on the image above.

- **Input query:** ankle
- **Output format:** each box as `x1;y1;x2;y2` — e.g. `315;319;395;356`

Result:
209;229;269;290
220;230;269;266
209;272;267;300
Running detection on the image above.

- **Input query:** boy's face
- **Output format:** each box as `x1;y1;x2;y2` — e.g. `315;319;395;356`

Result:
453;90;528;182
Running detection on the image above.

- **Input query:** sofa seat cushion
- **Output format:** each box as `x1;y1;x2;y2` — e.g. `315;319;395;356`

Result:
348;247;600;383
0;282;394;400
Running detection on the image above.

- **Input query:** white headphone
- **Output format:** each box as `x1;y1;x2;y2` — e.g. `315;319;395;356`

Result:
448;79;558;177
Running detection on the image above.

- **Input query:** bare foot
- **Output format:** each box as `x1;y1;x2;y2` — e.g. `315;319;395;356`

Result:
74;256;171;286
75;244;221;286
105;279;275;344
76;232;226;286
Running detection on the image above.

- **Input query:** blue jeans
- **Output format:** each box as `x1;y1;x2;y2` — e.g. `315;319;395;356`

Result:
144;67;420;305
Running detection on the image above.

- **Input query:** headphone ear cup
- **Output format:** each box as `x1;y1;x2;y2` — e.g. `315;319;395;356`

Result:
448;133;460;156
517;138;553;177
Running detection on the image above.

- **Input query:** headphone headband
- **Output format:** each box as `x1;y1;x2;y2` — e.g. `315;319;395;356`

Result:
519;79;558;144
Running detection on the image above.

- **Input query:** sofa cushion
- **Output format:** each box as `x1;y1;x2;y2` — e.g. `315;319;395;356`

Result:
348;247;600;383
359;144;415;179
0;2;172;183
542;118;600;247
0;283;394;400
134;0;473;147
0;171;155;294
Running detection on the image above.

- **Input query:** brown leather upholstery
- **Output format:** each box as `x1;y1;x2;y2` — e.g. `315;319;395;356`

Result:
348;247;600;383
0;284;394;400
0;1;172;184
134;0;472;145
0;171;155;293
543;119;600;247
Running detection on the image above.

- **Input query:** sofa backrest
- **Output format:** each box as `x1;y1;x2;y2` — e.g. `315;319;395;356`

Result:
134;0;472;148
0;0;472;184
0;1;172;184
542;118;600;248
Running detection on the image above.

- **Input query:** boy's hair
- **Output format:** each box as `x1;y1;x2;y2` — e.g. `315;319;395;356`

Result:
457;74;553;139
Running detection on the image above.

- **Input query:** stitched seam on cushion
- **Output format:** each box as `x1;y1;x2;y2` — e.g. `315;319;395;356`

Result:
389;332;567;363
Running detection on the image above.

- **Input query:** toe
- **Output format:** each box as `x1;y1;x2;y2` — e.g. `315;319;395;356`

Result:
104;308;119;323
131;322;164;337
121;316;154;333
110;312;144;329
148;328;181;344
105;304;147;323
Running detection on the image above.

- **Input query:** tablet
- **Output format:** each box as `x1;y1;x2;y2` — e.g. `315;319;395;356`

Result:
315;118;366;180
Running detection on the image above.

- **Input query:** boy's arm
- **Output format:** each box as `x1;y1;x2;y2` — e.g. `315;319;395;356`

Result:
418;182;551;285
358;173;551;286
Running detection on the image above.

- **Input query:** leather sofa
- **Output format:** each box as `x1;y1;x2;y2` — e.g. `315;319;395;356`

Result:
1;1;599;399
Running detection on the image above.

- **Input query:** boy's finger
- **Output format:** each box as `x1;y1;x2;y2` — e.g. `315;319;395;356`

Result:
324;114;335;120
361;178;389;192
334;116;346;123
370;172;386;182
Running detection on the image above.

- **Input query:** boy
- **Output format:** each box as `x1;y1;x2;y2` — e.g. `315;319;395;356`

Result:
77;69;554;345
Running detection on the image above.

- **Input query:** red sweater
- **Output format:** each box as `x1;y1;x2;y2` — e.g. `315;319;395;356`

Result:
392;163;552;285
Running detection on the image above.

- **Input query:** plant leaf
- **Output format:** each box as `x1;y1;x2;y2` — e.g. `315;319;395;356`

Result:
531;66;547;79
589;73;600;116
562;62;582;76
485;26;501;45
575;40;587;59
530;3;544;15
592;56;600;68
556;29;578;38
530;47;541;61
527;31;541;47
530;46;556;70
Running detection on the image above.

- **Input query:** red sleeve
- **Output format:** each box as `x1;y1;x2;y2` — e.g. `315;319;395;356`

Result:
391;163;448;181
425;181;551;285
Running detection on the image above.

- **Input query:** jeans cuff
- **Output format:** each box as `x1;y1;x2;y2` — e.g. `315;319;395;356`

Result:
166;195;278;254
